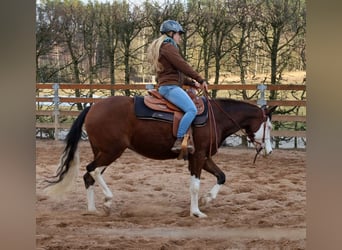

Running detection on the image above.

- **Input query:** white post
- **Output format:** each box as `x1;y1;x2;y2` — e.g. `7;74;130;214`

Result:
52;83;60;141
257;83;267;107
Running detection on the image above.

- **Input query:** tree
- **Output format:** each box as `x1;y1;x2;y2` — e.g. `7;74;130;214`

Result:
82;1;101;90
211;1;239;98
97;2;121;95
57;0;88;110
194;0;239;98
35;0;306;96
231;0;257;98
192;0;215;83
36;0;64;82
253;0;306;148
255;0;305;99
118;2;146;96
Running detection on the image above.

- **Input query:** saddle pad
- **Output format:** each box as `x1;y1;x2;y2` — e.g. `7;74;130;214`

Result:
134;96;208;126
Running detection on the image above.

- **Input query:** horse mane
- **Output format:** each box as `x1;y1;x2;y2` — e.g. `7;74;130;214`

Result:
212;98;259;109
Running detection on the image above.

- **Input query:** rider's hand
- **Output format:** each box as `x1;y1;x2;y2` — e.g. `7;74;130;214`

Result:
202;81;209;92
193;80;208;93
193;81;201;89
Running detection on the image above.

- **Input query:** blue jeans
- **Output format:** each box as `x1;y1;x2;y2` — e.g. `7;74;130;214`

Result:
159;85;197;138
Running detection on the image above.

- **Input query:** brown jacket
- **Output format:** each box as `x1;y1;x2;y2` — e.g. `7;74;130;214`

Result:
157;42;204;87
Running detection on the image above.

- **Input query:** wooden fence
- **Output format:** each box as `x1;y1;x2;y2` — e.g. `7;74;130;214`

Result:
36;83;306;141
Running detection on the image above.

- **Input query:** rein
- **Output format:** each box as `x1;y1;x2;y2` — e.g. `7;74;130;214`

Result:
202;90;267;164
252;108;267;164
204;92;218;156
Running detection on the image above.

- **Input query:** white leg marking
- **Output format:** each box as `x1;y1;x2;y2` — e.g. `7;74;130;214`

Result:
189;175;207;218
200;184;222;205
209;184;221;199
90;167;113;210
86;186;96;211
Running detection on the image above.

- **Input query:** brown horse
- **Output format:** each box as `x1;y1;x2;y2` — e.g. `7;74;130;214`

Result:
45;95;277;218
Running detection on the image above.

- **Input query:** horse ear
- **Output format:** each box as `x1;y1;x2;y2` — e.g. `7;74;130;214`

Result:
268;105;277;114
265;106;277;120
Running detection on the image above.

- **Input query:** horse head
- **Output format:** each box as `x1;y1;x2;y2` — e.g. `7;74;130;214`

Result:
250;105;277;157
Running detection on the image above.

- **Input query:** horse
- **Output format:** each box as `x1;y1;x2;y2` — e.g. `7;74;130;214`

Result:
45;94;277;218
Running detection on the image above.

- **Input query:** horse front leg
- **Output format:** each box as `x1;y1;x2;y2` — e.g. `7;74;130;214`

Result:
189;175;207;218
200;157;226;206
188;157;207;218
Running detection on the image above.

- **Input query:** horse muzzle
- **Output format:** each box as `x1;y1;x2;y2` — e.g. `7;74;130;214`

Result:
258;139;273;156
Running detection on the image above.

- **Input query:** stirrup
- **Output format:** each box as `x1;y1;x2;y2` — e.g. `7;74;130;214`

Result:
183;131;195;154
176;135;195;160
187;144;195;154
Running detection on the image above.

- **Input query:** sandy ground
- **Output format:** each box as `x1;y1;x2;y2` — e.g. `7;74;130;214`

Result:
36;139;306;249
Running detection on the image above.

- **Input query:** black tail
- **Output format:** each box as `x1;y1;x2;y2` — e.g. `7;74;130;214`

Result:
46;106;91;185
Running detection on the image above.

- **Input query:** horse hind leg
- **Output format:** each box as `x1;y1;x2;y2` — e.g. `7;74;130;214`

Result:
92;166;113;215
83;170;96;212
83;160;114;215
199;157;226;206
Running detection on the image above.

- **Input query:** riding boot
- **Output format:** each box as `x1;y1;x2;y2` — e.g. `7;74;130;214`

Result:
171;138;183;153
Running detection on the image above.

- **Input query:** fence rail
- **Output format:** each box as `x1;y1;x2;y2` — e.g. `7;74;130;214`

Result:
36;83;306;140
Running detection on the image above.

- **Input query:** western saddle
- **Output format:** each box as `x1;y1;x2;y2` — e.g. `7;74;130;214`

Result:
144;88;205;137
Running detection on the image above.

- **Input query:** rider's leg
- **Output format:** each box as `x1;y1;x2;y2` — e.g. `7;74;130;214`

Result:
159;85;197;152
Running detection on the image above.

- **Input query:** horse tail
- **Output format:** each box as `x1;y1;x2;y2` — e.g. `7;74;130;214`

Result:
44;106;91;197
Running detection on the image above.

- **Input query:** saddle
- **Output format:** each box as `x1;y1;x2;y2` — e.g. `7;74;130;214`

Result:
134;89;208;137
144;89;205;115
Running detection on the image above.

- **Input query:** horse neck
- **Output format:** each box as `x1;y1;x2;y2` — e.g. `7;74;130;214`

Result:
210;99;263;138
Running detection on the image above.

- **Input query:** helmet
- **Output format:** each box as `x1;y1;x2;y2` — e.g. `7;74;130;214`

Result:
160;20;184;34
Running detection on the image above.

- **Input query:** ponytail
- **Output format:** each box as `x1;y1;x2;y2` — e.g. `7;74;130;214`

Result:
147;34;167;73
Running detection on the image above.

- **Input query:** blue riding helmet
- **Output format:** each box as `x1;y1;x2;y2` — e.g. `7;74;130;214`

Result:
160;20;184;34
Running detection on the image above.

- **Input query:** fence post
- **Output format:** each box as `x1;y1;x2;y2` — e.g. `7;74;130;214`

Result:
257;83;267;107
52;83;60;140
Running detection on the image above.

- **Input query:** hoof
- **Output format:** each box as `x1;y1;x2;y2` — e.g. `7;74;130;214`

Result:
190;211;208;218
199;195;212;206
103;198;112;216
103;205;111;216
81;210;98;216
104;200;112;208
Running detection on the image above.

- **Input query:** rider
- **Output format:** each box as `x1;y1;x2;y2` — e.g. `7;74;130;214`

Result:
147;19;208;153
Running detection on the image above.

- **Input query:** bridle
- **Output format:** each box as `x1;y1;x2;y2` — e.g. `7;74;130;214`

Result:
249;108;268;164
203;91;268;164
